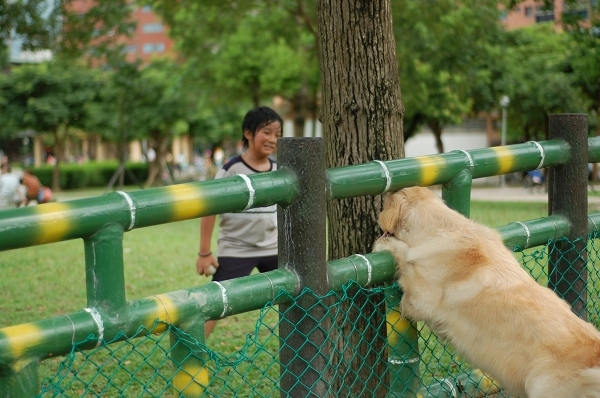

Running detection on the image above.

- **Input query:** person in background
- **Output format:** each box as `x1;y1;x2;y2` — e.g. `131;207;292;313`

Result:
196;106;283;339
0;164;23;210
21;169;43;205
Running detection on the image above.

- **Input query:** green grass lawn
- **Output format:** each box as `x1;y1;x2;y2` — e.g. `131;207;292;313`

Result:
0;199;582;396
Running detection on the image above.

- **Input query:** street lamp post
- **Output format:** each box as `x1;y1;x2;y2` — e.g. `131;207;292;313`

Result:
500;95;510;188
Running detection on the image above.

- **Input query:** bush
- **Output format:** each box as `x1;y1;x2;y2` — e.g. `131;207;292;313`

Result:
30;161;149;190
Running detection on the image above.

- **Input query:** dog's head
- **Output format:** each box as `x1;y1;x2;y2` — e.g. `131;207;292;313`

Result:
378;186;451;245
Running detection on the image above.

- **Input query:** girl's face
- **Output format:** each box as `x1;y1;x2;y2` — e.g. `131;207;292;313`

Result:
244;121;282;158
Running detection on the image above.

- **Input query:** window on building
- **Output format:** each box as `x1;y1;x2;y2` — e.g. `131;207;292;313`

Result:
535;4;554;23
125;44;137;53
141;5;152;12
142;42;165;54
499;10;508;20
142;23;163;34
525;6;533;17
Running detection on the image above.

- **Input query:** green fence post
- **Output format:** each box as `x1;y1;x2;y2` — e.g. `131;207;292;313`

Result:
442;166;473;218
0;359;39;397
169;318;209;398
385;285;420;397
84;224;127;311
548;114;589;320
277;137;329;398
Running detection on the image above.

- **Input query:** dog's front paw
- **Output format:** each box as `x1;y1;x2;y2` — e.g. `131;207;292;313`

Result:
373;237;410;263
372;237;392;253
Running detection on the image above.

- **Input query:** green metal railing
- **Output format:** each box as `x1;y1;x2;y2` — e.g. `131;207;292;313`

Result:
0;113;597;396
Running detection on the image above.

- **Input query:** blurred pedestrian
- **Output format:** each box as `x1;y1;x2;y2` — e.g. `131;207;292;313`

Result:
0;164;23;210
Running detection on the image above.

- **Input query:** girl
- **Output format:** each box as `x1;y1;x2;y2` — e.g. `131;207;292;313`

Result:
196;106;283;338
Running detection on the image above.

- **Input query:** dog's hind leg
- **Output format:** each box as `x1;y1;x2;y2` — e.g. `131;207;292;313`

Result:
526;369;600;398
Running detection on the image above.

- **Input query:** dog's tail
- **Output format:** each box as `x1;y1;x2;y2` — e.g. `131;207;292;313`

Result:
565;368;600;398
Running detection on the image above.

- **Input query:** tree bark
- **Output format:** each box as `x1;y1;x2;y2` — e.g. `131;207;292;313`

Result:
316;1;404;395
428;120;445;153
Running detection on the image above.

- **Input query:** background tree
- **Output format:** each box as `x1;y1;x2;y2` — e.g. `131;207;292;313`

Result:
565;1;600;133
316;0;403;394
393;0;504;152
1;0;134;63
48;0;135;61
130;59;189;187
149;0;320;137
566;0;600;178
85;59;146;188
0;61;100;190
0;0;54;65
87;56;200;188
502;24;588;141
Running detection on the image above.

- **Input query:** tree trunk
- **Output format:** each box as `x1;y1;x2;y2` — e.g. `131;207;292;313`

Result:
145;132;172;187
316;1;404;396
51;128;62;192
524;125;531;142
428;120;445;153
145;158;160;187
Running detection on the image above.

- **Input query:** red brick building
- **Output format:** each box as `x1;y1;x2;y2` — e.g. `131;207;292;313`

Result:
122;5;175;63
501;0;591;30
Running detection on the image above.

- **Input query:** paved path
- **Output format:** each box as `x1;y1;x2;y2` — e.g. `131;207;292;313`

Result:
469;186;600;206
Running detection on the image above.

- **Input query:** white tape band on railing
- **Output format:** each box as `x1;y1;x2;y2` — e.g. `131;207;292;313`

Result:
588;216;598;234
348;257;360;283
515;221;531;248
373;160;392;193
528;141;546;170
355;254;372;285
84;307;104;347
116;191;136;231
442;378;458;397
213;281;229;318
153;295;173;324
458;150;475;168
262;273;276;300
60;314;76;346
238;174;255;211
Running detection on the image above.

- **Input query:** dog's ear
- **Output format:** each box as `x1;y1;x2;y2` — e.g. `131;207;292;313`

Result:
378;192;404;233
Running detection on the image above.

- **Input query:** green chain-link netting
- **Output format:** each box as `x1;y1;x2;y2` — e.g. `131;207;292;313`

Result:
38;234;600;397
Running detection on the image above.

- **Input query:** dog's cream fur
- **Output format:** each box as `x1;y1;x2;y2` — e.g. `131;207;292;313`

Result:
372;186;600;398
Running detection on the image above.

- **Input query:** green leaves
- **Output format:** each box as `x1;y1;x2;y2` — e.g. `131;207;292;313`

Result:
501;24;588;140
394;0;503;144
0;61;99;136
150;0;319;108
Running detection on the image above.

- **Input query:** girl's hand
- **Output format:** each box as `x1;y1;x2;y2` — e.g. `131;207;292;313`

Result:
196;253;219;276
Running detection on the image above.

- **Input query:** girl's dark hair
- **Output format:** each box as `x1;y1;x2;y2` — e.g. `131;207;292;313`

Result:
241;107;283;149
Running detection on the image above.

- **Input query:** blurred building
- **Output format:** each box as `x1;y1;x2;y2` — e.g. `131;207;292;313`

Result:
121;4;176;64
501;0;593;30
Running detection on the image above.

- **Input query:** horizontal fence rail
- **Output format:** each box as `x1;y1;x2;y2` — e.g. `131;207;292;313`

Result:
0;169;298;251
1;214;599;368
0;252;396;368
1;136;599;252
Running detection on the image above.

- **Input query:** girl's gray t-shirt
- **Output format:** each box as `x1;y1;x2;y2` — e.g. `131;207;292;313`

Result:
215;155;277;258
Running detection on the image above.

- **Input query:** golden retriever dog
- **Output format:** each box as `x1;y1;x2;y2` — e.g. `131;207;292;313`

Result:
372;186;600;398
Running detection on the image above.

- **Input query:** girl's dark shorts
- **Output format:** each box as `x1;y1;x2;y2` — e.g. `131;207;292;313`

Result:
211;255;278;282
